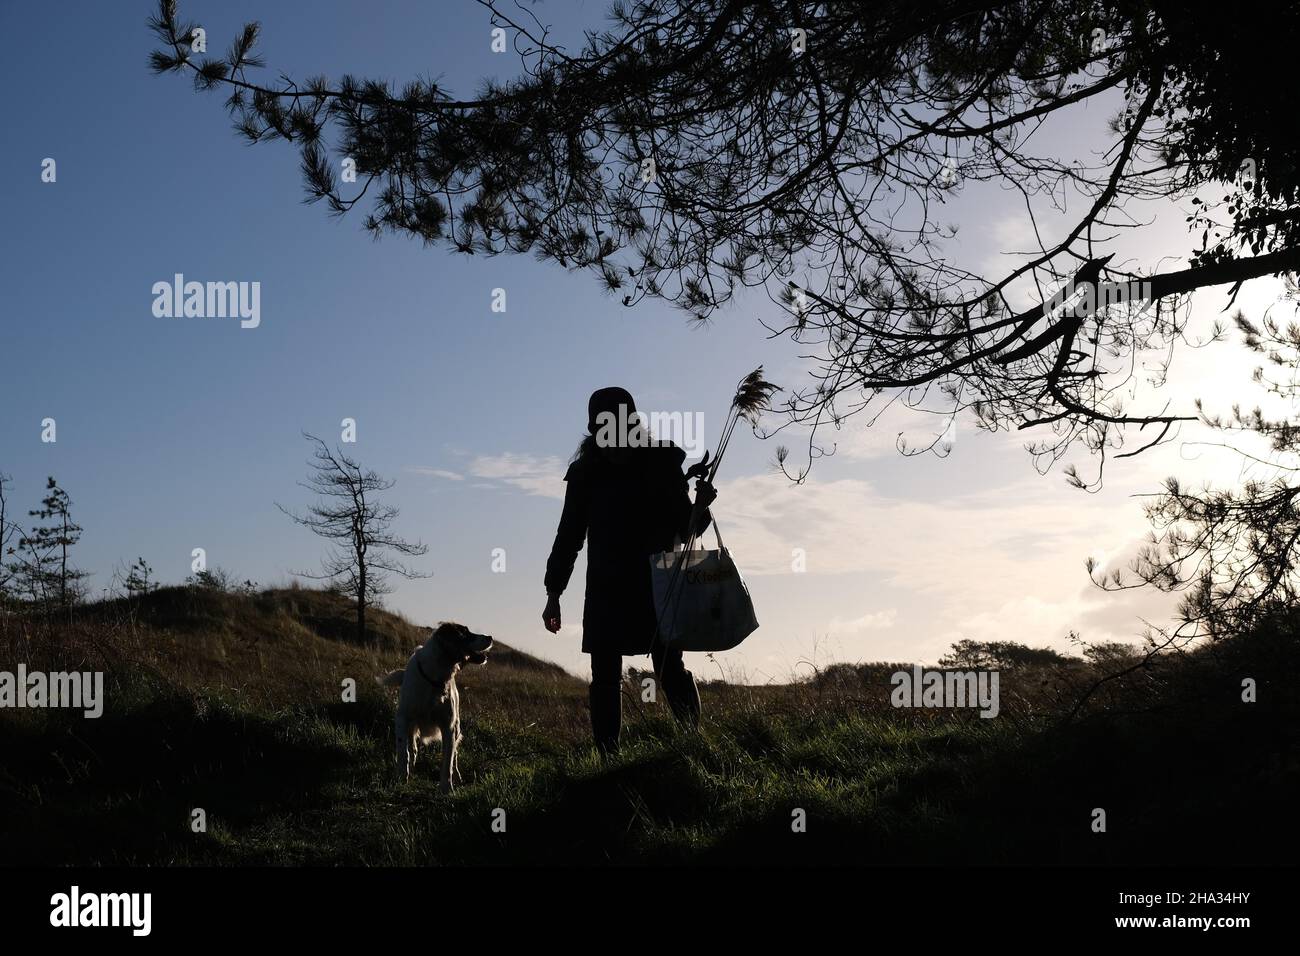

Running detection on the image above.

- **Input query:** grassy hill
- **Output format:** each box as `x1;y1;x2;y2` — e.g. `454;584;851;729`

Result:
1;585;1296;866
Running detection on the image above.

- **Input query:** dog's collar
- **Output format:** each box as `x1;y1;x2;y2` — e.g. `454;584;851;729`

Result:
415;655;442;687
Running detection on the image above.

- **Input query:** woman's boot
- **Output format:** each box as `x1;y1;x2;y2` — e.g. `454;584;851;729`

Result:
589;683;622;757
665;668;702;730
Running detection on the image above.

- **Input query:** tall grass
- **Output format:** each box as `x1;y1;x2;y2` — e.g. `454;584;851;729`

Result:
1;586;1296;865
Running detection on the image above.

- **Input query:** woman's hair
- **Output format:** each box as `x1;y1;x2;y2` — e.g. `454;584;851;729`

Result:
571;417;654;463
572;388;659;463
570;433;599;464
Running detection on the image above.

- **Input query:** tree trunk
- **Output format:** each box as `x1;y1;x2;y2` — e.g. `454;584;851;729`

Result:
357;565;367;644
59;512;68;610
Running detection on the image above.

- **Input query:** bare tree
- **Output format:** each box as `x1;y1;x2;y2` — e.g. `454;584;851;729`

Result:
150;0;1300;484
278;434;430;642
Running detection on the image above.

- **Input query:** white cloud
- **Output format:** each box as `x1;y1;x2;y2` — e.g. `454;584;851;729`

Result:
716;470;1130;579
833;420;915;461
833;406;967;461
407;466;464;481
467;453;568;499
827;608;897;634
975;213;1045;293
711;467;1164;662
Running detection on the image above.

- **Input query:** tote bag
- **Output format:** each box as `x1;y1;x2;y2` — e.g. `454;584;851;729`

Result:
649;521;759;652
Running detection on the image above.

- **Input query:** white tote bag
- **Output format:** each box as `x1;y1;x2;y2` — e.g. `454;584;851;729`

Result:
649;522;759;652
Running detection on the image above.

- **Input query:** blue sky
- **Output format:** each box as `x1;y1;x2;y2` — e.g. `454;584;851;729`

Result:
2;1;1288;680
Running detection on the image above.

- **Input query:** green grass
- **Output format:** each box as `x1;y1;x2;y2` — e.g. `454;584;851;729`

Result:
1;586;1297;865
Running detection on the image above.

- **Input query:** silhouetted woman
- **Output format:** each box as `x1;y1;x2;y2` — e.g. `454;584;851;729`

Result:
543;387;716;756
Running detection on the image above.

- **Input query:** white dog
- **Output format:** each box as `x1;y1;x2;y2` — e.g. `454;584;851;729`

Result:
378;622;493;791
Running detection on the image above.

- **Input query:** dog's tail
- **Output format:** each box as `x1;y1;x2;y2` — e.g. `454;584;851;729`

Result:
377;669;405;689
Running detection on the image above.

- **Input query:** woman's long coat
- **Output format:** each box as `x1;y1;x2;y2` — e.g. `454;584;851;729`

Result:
545;442;706;656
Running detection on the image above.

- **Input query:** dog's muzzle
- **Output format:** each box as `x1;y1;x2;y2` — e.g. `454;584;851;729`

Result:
466;635;493;665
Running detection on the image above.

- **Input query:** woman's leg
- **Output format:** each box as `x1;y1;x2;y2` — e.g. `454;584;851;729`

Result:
588;651;624;756
652;640;701;729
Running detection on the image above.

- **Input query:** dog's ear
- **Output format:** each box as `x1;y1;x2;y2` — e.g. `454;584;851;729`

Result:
431;623;468;659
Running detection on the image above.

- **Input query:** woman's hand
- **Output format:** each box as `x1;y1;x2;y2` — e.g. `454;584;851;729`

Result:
542;594;562;633
693;478;718;511
690;478;717;530
684;450;711;481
